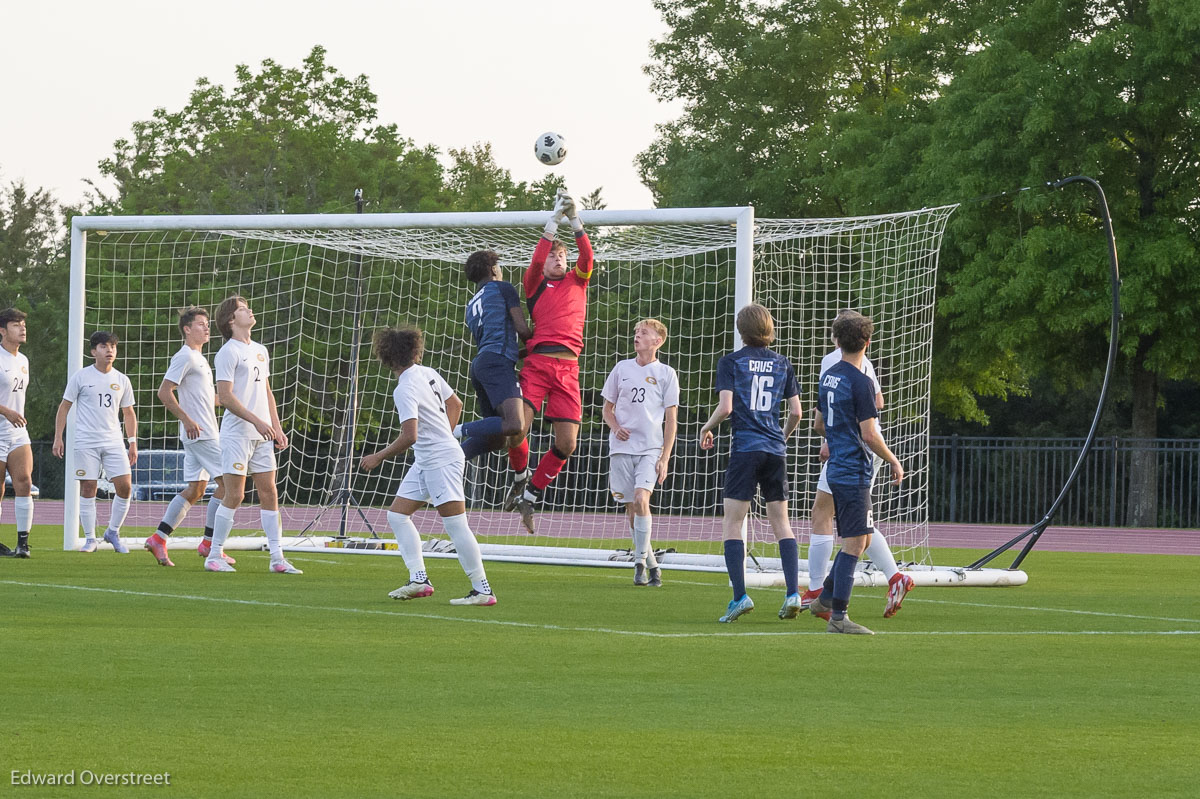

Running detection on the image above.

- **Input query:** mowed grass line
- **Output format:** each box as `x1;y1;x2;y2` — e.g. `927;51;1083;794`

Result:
2;538;1198;798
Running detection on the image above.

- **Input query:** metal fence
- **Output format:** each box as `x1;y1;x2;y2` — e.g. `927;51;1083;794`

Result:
930;436;1200;528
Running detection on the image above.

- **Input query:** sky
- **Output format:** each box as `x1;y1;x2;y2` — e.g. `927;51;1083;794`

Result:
0;0;681;212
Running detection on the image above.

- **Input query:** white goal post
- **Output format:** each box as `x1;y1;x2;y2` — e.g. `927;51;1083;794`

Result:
65;205;1025;588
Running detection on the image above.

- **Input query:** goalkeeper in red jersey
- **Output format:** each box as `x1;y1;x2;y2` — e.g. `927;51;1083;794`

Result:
502;189;594;533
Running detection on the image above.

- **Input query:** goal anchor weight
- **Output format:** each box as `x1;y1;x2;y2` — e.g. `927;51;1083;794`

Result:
967;176;1122;571
298;188;380;541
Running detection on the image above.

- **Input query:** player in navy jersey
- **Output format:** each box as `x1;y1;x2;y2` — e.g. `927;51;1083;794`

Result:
699;304;804;623
454;249;532;466
809;311;903;635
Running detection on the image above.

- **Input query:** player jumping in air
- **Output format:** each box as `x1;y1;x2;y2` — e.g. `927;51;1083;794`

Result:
53;331;138;554
144;306;230;568
809;311;904;635
503;190;594;533
699;304;804;623
360;325;496;606
0;308;34;557
601;319;679;587
455;249;532;465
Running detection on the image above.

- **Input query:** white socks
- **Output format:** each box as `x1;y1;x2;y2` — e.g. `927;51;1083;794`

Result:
79;496;97;539
807;534;835;590
442;513;490;594
632;515;658;569
387;511;427;582
14;496;33;533
209;504;237;558
261;509;282;560
107;495;131;533
161;495;193;531
865;528;900;580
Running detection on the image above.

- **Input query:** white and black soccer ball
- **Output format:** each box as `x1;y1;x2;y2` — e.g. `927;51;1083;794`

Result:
534;131;567;166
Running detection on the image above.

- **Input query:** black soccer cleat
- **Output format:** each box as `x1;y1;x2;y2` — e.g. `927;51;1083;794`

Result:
12;543;30;559
0;542;12;557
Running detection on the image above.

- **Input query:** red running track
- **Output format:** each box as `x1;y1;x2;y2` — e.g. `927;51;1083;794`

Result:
23;499;1200;556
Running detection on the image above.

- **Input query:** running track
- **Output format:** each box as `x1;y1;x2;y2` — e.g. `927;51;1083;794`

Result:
25;500;1200;556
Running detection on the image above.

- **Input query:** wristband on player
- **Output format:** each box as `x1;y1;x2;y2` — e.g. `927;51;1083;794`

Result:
542;217;560;240
569;215;584;233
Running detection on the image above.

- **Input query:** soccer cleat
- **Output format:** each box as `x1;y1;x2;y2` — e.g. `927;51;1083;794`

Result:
633;563;649;586
501;472;531;512
800;587;823;610
827;616;875;635
144;535;175;567
648;567;663;587
449;590;497;606
778;592;802;620
884;573;915;618
0;542;11;557
807;593;833;622
196;539;236;564
80;538;99;553
269;559;303;574
204;558;236;573
515;497;537;535
718;594;755;623
12;543;30;559
103;529;129;554
388;580;435;600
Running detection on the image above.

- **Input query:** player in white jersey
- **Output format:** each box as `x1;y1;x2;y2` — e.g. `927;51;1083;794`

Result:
0;308;34;557
359;326;497;606
805;311;914;619
143;306;230;568
52;331;138;554
601;319;680;587
203;295;300;574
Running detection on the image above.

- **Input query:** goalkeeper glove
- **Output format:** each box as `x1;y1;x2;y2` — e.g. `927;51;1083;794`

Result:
560;192;584;232
543;193;568;239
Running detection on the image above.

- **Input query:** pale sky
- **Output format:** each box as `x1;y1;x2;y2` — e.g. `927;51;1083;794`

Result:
0;0;680;212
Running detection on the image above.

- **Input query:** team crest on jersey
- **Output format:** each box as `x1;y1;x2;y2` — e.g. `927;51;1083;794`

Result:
234;462;246;471
75;469;86;476
256;353;265;361
612;491;625;501
20;366;27;373
110;383;121;391
645;376;658;385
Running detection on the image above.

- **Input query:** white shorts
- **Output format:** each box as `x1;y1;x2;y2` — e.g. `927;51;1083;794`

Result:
183;438;223;482
817;456;883;494
0;429;32;461
396;460;465;507
610;452;659;503
221;436;277;476
74;445;131;481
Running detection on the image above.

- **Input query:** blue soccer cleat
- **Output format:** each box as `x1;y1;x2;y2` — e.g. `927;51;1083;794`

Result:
718;594;754;623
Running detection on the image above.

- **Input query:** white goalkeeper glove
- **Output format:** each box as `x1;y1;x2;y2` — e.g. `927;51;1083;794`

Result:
560;192;584;232
543;191;568;239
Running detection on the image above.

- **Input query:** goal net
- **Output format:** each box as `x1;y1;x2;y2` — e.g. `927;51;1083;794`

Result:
66;206;1021;587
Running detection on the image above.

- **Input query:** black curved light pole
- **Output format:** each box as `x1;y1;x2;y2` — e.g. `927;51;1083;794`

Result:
967;176;1122;570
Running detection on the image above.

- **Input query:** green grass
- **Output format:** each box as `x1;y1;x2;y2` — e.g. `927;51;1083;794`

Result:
2;533;1198;798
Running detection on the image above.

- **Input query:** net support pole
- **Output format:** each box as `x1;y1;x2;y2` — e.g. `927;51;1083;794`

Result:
63;222;87;550
733;206;755;549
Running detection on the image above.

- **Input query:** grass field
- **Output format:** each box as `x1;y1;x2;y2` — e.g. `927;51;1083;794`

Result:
3;529;1198;798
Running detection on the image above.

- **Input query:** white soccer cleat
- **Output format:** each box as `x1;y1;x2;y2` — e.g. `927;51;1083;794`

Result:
103;529;129;554
449;590;497;606
388;581;435;600
778;592;802;620
79;538;99;554
827;616;875;635
204;558;236;573
884;573;914;618
269;559;303;574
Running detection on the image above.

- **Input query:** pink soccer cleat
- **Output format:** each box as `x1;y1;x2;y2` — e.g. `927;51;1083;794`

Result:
144;535;175;567
204;558;236;572
197;539;236;564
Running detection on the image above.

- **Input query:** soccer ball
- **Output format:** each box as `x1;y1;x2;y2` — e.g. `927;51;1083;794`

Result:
534;132;567;166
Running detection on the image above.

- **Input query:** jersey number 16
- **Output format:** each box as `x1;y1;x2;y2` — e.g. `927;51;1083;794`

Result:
749;375;775;411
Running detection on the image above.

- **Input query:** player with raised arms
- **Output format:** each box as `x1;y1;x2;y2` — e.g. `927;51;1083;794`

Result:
0;308;34;557
504;190;594;533
601;319;679;587
454;249;532;465
204;295;301;575
143;306;231;568
809;311;904;635
53;331;138;554
360;325;496;606
699;304;804;623
805;310;913;618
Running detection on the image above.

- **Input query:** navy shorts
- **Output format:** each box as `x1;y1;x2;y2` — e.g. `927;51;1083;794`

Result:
829;483;874;538
470;352;522;418
723;451;788;503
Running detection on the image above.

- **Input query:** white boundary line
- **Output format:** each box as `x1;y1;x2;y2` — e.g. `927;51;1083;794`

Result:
3;579;1197;638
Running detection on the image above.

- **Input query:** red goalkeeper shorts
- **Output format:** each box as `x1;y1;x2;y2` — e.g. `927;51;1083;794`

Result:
519;353;582;424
